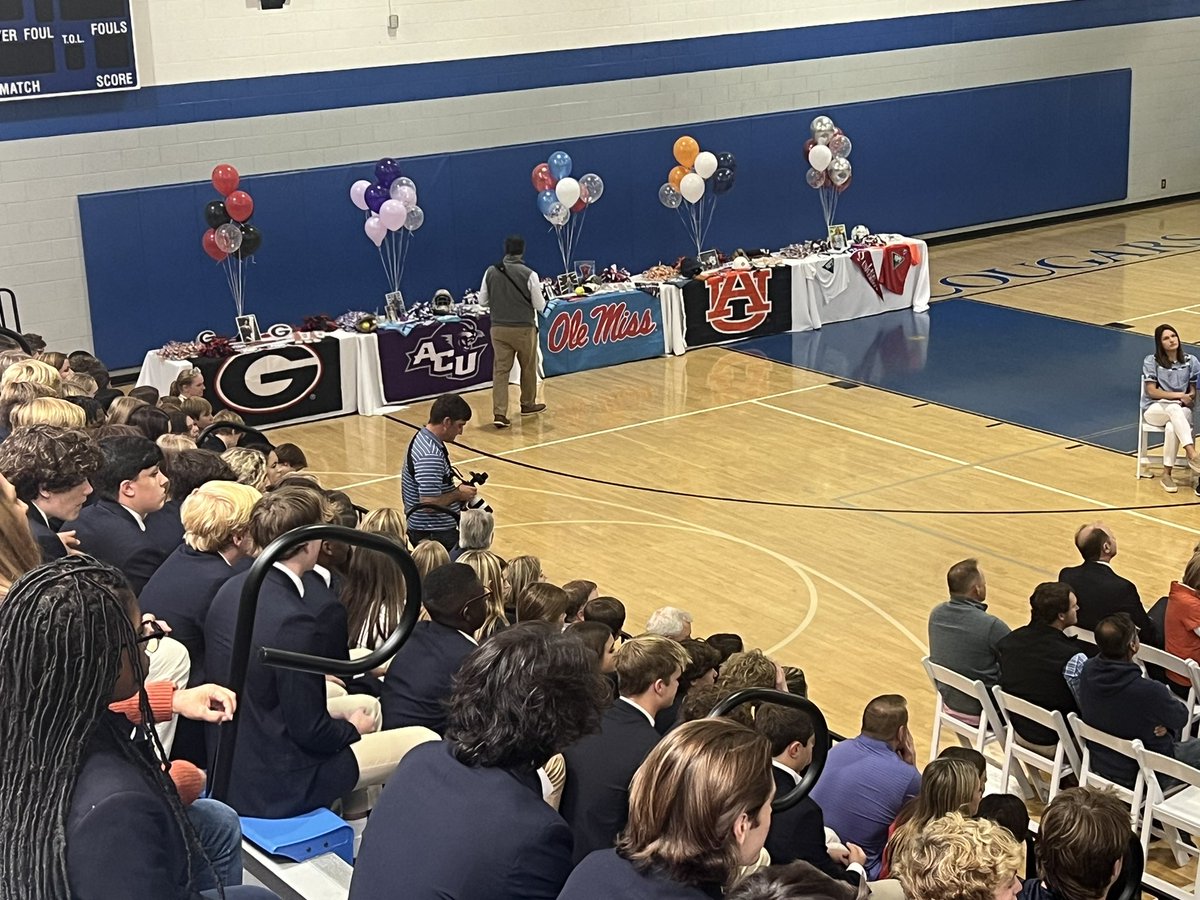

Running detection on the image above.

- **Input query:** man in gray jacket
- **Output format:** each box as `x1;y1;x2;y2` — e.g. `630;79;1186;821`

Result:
928;558;1011;716
478;235;547;428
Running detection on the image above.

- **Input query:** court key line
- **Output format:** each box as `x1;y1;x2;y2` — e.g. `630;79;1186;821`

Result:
754;400;1200;537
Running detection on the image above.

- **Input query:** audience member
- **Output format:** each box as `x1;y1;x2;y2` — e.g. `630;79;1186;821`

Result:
517;581;570;625
977;794;1034;880
65;395;105;428
153;448;236;548
10;396;86;428
996;582;1088;749
883;757;984;878
928;558;1011;716
563;578;599;622
505;553;544;618
656;637;722;733
0;473;41;600
169;367;205;399
106;395;148;425
756;702;866;887
168;409;196;438
351;623;608;900
158;432;197;453
1058;523;1156;644
1165;552;1200;695
128;404;171;442
36;350;70;375
72;355;120;409
181;397;214;432
0;357;61;393
939;745;988;779
584;594;627;637
453;507;494;560
721;648;787;693
381;562;488;733
127;384;159;405
0;424;103;561
809;695;921;878
400;393;476;551
203;409;252;451
0;379;56;438
560;634;689;863
645;605;694;641
568;620;619;674
0;557;274;899
341;507;409;651
205;488;436;818
727;861;862;900
893;812;1022;900
70;435;172;593
457;548;509;640
707;631;745;662
61;372;99;398
782;665;808;696
1019;787;1128;900
1078;612;1200;787
411;537;450;580
559;717;775;899
222;446;269;491
266;443;308;487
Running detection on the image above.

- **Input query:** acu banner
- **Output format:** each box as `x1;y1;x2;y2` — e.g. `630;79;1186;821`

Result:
376;315;494;404
682;267;792;348
539;290;665;377
201;337;345;428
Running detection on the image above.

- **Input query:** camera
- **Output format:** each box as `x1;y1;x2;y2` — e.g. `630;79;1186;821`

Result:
461;471;492;513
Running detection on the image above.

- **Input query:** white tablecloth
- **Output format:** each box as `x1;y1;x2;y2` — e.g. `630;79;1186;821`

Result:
136;330;361;428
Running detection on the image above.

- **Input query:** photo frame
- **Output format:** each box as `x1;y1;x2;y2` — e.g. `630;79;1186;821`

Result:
698;249;720;270
575;260;596;281
827;224;847;251
235;314;261;343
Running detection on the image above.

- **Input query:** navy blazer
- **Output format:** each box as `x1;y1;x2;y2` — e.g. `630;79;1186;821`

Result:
67;714;196;899
1058;561;1158;645
381;621;475;733
351;740;572;900
205;567;360;818
557;850;720;900
140;545;250;685
26;503;67;562
560;699;661;864
68;499;175;594
763;766;861;886
145;499;186;553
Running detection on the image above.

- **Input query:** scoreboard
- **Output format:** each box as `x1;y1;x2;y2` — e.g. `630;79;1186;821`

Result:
0;0;138;101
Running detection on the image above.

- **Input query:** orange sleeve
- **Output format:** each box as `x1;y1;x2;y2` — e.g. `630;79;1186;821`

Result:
108;681;176;726
167;760;205;806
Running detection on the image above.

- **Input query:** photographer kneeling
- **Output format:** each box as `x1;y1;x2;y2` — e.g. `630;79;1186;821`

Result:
401;394;480;552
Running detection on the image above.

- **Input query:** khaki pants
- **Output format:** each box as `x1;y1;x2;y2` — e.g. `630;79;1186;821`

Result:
491;324;538;417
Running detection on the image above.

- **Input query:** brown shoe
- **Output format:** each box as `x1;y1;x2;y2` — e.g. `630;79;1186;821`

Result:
493;415;510;428
520;403;546;416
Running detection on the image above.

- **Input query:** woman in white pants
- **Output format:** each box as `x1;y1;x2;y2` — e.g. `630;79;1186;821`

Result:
1143;323;1200;492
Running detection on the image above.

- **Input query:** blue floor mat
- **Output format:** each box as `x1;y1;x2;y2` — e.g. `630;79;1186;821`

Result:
733;298;1171;454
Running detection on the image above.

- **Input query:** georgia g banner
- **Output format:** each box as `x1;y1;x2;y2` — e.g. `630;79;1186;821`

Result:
682;266;793;348
201;337;346;427
539;290;666;377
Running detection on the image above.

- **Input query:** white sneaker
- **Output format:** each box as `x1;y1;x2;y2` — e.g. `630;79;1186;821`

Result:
1162;473;1179;493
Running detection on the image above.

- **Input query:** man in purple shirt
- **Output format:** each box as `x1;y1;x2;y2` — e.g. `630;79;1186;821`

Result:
809;694;922;878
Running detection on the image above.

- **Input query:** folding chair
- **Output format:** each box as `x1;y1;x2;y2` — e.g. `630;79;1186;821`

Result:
1068;713;1147;829
992;687;1082;802
1138;383;1189;479
1136;746;1200;881
922;657;1006;760
1135;643;1200;739
1063;625;1097;646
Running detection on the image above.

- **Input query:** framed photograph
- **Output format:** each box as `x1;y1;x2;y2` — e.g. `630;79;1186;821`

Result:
698;249;720;270
235;314;261;343
575;260;596;281
827;224;847;251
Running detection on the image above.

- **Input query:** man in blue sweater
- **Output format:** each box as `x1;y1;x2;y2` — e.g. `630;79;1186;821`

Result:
1078;612;1200;787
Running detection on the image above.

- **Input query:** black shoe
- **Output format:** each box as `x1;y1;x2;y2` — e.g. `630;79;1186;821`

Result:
493;415;510;428
521;403;546;415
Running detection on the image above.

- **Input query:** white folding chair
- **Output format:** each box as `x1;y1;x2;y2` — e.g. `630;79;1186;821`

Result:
1138;385;1189;479
1136;746;1200;880
922;657;1007;761
992;687;1082;802
1063;625;1097;646
1135;643;1200;739
1068;712;1147;828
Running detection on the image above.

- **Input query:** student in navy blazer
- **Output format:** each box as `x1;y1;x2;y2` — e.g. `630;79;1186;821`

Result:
0;556;274;900
147;448;239;560
559;718;777;900
0;424;103;561
560;634;689;863
352;622;611;900
68;435;172;594
381;562;489;733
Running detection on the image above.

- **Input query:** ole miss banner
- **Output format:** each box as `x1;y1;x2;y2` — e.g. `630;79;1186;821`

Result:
682;267;792;348
539;290;666;377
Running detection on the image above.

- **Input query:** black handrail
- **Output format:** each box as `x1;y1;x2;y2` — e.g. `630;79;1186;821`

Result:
0;289;20;333
208;523;422;802
0;325;30;354
196;421;273;452
710;688;829;813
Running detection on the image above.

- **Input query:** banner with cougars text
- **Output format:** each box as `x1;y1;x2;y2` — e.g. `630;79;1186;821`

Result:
682;266;793;348
539;290;666;377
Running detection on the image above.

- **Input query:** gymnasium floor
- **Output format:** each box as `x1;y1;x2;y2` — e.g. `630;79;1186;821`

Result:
273;200;1200;876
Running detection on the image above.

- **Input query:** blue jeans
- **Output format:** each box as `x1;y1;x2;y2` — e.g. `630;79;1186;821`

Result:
188;799;244;890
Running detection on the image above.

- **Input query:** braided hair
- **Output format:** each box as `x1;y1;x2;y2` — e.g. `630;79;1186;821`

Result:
0;557;220;899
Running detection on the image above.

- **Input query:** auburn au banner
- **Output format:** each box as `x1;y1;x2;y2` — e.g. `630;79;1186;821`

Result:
682;267;793;348
200;336;346;428
539;290;666;377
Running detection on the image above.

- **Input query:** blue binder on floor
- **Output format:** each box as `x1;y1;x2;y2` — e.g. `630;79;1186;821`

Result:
240;808;354;865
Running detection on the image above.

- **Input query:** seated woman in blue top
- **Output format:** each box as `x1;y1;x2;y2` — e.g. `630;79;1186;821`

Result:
558;717;776;900
0;556;277;900
1142;322;1200;493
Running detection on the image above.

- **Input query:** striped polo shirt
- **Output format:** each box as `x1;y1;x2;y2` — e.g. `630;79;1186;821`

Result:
401;428;458;531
